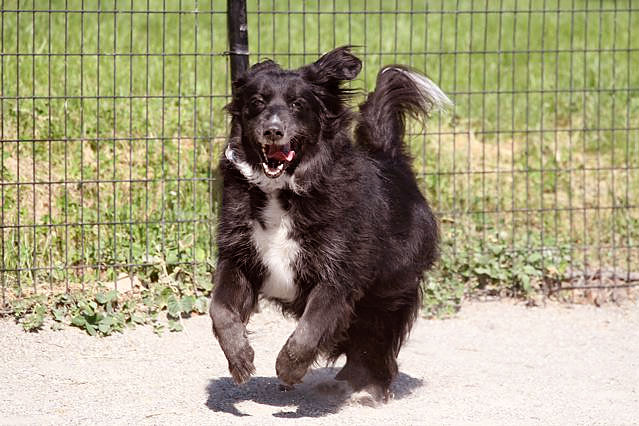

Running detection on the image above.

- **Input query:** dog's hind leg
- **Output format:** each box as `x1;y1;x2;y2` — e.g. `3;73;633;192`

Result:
335;348;389;405
210;259;259;384
334;320;396;404
336;285;421;404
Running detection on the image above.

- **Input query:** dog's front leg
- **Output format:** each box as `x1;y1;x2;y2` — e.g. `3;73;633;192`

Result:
276;288;351;385
209;259;257;384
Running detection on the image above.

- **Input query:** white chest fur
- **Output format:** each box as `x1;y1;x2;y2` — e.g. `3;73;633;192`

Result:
251;194;300;301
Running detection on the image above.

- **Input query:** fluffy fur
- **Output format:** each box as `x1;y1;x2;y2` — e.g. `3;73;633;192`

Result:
209;46;450;403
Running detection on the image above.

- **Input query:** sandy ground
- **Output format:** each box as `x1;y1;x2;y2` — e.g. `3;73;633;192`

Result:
1;300;638;425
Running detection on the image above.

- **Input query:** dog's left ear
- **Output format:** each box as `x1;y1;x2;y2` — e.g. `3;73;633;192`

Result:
300;46;362;86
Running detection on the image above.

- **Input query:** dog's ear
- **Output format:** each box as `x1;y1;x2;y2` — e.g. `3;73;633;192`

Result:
248;59;280;74
231;59;280;92
300;46;362;86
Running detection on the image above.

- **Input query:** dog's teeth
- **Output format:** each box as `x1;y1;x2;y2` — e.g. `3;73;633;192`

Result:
261;160;285;178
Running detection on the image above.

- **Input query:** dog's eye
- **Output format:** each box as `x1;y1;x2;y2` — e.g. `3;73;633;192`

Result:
291;100;303;110
250;98;265;109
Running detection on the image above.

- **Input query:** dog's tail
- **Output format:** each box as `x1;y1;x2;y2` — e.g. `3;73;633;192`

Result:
356;66;452;158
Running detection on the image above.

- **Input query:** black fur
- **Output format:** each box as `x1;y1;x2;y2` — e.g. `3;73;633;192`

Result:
209;46;446;403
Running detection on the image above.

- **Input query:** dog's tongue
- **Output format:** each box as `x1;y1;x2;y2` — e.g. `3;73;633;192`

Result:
266;143;295;163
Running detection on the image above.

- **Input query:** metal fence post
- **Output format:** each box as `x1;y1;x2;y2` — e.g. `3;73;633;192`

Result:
227;0;249;89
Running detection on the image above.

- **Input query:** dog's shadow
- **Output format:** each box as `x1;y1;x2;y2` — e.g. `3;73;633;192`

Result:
205;367;423;418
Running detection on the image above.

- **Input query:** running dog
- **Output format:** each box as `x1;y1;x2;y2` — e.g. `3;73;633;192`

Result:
210;46;451;403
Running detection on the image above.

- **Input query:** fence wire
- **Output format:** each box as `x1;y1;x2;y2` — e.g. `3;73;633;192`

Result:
1;0;638;308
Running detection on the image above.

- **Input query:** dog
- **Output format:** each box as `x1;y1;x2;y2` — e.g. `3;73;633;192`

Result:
209;46;451;403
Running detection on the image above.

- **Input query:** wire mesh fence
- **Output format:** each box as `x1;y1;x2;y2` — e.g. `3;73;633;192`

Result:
2;0;638;309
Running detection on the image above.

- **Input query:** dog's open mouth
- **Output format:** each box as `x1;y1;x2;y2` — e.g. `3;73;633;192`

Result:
260;142;296;178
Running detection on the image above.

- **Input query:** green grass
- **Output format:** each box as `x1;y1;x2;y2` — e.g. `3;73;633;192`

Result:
1;0;639;311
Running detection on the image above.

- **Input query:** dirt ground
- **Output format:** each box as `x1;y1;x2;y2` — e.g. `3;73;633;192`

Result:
1;299;638;425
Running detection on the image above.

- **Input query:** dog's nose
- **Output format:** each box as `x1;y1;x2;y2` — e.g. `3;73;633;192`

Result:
263;123;284;141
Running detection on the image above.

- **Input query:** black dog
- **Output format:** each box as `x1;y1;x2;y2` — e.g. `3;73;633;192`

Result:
209;46;450;403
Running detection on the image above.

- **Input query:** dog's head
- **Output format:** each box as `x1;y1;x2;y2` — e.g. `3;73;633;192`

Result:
225;46;361;184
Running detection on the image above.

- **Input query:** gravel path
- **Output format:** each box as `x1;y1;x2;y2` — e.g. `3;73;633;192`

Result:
1;300;638;425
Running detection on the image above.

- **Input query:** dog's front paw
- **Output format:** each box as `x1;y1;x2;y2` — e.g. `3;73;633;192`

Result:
275;339;314;385
227;343;256;384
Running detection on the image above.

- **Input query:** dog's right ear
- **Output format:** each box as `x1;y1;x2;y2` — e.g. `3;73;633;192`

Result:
232;59;280;92
224;117;244;164
300;46;362;87
248;59;280;74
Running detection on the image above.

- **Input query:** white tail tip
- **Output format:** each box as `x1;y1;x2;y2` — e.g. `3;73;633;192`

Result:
382;66;453;112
